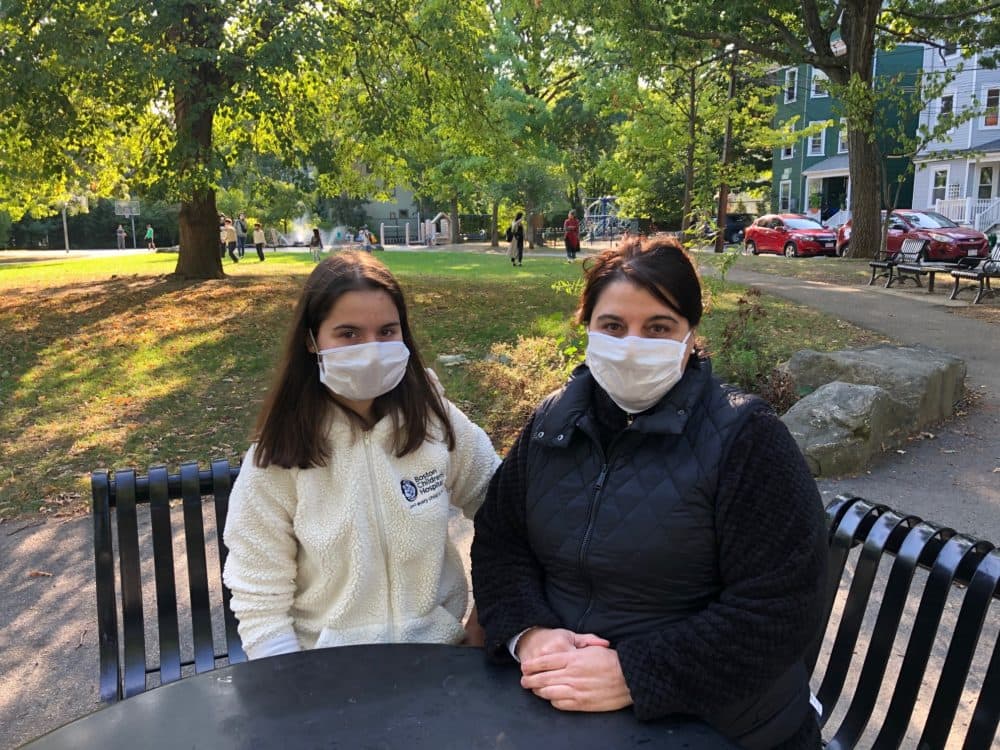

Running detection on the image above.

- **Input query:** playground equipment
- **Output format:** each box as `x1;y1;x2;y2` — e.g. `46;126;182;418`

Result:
423;213;450;246
583;196;635;240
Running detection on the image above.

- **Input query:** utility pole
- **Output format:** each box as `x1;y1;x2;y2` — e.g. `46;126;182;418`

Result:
714;48;738;253
62;204;70;253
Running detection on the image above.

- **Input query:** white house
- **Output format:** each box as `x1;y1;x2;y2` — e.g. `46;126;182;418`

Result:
912;46;1000;234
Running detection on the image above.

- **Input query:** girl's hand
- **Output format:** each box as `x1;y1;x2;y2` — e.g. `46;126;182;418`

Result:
520;646;633;712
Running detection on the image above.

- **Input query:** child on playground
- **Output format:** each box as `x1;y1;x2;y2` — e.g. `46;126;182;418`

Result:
309;227;323;262
143;224;155;251
223;251;500;659
252;223;266;261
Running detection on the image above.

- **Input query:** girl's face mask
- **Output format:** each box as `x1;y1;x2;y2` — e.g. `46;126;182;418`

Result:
310;331;410;401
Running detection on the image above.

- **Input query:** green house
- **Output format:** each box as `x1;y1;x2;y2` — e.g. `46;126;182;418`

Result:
770;45;924;224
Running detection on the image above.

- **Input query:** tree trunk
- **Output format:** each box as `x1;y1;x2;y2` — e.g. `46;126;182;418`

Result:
681;69;697;233
449;195;460;244
841;0;882;259
170;15;225;280
491;200;499;247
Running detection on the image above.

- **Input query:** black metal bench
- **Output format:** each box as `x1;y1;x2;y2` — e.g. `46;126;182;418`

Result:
812;495;999;748
949;242;1000;304
90;466;1000;748
91;460;246;702
868;248;899;287
890;238;970;294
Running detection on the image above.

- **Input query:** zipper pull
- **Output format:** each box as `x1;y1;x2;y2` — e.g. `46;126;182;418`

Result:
626;413;635;427
595;465;608;490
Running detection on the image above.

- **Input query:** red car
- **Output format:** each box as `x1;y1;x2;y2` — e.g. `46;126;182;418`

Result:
743;214;838;257
836;210;989;262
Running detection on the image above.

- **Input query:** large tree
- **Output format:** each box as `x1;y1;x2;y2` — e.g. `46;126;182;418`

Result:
1;0;490;278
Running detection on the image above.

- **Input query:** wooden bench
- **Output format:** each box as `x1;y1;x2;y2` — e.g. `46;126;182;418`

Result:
91;465;1000;748
949;241;1000;304
91;460;246;702
812;496;999;748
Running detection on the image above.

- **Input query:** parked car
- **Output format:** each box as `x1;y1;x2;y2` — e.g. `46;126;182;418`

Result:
743;214;838;257
724;213;755;243
836;210;989;262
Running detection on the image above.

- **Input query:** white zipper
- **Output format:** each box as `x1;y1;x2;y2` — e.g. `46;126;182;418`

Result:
364;431;396;641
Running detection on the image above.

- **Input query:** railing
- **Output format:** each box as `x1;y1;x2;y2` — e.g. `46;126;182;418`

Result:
824;209;851;228
935;197;995;225
974;199;1000;233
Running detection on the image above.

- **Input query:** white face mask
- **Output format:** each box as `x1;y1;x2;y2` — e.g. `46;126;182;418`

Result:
311;335;411;401
585;330;691;414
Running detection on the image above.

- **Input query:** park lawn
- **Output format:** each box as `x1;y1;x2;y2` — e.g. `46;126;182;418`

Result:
693;249;875;285
0;249;887;519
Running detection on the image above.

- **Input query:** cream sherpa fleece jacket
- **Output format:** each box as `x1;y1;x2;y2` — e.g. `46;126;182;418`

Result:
223;399;500;659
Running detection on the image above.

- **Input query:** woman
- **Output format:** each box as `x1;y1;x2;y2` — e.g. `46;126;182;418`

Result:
508;212;525;267
471;237;828;749
224;252;500;659
563;210;580;261
221;218;238;263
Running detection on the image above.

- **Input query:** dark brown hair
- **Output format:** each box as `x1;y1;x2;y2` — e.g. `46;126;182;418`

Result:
253;251;455;468
575;235;702;328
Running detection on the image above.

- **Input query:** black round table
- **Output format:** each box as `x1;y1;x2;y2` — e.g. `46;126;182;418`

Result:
25;644;739;749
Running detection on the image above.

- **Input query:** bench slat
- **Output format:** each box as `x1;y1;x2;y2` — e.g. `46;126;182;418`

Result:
180;461;215;674
965;578;1000;749
211;459;246;665
115;470;148;699
148;465;182;685
91;471;121;702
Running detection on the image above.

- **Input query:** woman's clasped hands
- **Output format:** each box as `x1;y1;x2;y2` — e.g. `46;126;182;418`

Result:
515;627;632;713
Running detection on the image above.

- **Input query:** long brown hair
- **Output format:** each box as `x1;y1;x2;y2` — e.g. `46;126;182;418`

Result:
253;251;455;468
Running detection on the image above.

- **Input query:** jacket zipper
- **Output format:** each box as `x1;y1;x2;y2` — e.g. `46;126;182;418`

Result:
364;431;396;641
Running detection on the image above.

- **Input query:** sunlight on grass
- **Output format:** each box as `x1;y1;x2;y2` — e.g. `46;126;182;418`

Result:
0;248;886;517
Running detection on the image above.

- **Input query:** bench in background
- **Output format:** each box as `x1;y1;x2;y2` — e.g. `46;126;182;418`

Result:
91;464;1000;747
949;242;1000;305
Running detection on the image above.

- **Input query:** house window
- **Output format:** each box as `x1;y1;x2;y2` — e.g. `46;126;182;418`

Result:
837;119;848;153
984;87;999;128
784;68;798;104
943;40;958;56
811;69;829;98
781;128;795;160
931;169;948;204
979;167;995;200
779;180;792;211
807;122;826;156
939;94;953;119
398;209;409;219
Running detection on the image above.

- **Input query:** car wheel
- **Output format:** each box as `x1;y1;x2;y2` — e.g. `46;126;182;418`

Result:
746;240;757;256
837;242;848;257
784;242;798;258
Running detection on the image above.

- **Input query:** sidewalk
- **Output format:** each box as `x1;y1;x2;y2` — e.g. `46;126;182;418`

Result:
1;251;998;749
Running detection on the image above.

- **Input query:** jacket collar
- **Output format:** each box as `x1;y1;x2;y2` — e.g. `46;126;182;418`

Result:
534;356;713;448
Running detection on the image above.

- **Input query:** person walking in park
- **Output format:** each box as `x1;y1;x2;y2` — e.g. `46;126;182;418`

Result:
115;224;127;250
309;227;323;262
472;236;827;749
508;212;525;267
253;222;266;261
143;224;155;251
235;212;248;258
222;251;500;659
563;210;580;261
221;217;238;262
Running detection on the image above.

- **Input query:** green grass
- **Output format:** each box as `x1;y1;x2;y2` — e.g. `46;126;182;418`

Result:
0;248;887;518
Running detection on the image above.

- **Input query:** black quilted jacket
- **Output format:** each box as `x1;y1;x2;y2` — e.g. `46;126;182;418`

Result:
471;358;828;749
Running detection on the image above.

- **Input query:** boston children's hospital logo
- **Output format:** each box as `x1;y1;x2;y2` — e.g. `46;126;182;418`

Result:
399;469;445;509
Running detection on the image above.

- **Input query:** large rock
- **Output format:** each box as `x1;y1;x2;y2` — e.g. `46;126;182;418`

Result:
782;345;966;430
781;382;909;477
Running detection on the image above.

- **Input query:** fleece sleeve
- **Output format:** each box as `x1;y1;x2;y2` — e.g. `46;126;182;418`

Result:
445;400;502;519
222;450;302;659
471;420;564;660
615;411;829;720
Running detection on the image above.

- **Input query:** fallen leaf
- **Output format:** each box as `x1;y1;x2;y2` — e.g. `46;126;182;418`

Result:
941;449;956;454
28;570;53;578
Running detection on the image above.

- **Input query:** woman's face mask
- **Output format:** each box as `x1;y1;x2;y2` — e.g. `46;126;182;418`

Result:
585;331;691;414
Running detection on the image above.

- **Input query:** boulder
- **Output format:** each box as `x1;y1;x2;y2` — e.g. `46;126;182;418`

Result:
781;382;909;477
782;345;965;431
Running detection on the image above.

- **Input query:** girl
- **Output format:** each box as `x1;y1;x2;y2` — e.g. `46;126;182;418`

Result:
309;227;323;262
224;252;500;659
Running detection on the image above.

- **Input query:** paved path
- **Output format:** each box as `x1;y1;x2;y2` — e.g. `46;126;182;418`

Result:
1;252;998;748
